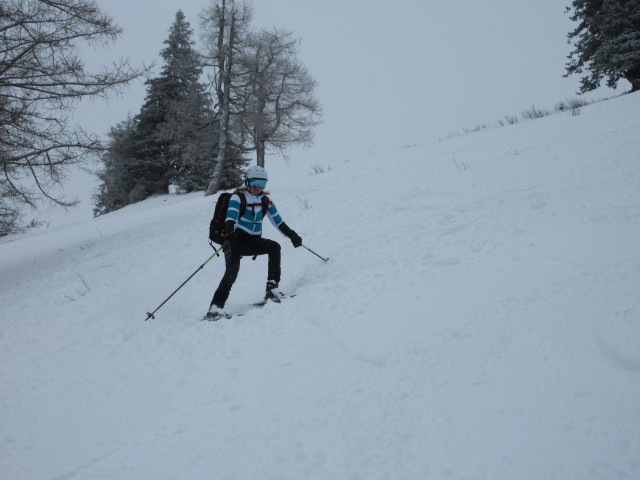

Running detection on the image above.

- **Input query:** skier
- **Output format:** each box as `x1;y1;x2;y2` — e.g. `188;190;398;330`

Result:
207;165;302;319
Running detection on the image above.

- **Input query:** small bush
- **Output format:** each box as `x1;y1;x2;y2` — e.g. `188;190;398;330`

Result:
566;97;589;109
504;115;519;125
451;157;470;171
470;124;487;133
65;273;91;302
555;101;568;111
556;97;589;116
521;105;549;120
310;164;331;175
297;195;311;210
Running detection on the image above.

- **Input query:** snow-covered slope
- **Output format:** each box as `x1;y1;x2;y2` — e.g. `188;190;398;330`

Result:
2;93;640;479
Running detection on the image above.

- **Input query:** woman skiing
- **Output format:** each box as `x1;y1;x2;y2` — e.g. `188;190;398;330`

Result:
207;165;302;319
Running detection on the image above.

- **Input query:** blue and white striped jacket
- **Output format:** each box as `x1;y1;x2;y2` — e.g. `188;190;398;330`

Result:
226;190;284;236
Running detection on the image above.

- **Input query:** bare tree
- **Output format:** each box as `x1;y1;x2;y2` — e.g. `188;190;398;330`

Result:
200;2;321;190
200;0;252;196
238;29;321;168
0;0;146;234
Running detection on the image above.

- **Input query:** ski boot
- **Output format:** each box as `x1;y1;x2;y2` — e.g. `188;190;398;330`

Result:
264;280;286;303
205;304;229;321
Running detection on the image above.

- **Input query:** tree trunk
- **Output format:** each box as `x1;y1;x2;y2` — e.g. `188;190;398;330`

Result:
205;1;236;196
205;72;232;195
625;67;640;92
256;139;265;167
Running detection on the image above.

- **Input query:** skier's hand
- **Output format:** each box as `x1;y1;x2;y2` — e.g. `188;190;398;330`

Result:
289;232;302;248
278;222;302;248
224;221;235;245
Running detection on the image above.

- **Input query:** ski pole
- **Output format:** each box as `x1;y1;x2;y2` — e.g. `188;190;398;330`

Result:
302;244;329;262
145;243;227;321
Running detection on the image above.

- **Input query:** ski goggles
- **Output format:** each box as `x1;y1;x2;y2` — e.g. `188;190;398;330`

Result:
248;178;268;189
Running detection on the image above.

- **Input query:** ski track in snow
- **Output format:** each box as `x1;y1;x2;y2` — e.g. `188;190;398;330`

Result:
1;93;640;479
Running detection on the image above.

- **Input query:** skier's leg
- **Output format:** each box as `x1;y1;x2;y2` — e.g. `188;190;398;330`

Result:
210;242;242;308
264;239;281;284
243;237;281;283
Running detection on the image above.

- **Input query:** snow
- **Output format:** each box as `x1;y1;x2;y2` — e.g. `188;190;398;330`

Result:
2;93;640;479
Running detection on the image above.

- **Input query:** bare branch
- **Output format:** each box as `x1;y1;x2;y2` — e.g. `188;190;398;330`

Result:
1;0;147;234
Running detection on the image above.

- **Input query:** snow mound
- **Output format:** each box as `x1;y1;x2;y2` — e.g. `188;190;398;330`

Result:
2;93;640;479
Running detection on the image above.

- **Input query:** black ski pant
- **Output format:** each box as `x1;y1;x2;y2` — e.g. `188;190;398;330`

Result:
211;230;281;308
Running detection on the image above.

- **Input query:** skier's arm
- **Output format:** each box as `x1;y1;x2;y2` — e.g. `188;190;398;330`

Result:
266;201;302;248
265;201;283;229
225;194;242;223
278;222;302;248
224;193;241;243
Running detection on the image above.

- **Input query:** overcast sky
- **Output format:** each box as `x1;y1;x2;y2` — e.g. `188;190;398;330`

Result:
77;0;622;153
57;0;621;225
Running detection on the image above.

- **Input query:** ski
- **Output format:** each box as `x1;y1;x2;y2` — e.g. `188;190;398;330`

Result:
202;294;296;321
201;312;233;321
252;294;296;307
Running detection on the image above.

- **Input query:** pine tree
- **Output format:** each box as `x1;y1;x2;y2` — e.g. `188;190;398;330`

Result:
565;0;640;92
134;10;214;194
156;9;248;191
93;118;138;216
95;11;248;215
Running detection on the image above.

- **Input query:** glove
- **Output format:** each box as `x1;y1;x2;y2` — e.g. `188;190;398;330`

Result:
279;222;302;248
289;232;302;248
224;221;235;244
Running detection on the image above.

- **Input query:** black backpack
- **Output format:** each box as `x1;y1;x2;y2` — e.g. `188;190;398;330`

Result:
209;190;270;244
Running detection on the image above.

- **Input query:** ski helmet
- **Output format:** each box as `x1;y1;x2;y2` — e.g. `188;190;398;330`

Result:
245;165;268;189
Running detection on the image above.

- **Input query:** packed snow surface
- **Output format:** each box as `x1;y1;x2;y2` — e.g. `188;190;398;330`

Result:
2;93;640;479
